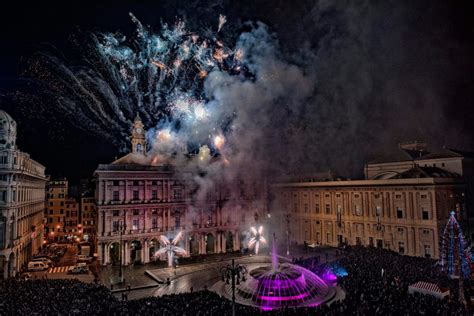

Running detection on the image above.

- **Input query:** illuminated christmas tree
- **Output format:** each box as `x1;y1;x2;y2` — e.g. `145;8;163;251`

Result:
440;211;472;279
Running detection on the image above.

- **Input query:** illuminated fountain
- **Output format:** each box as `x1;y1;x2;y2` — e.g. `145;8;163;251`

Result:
216;234;337;310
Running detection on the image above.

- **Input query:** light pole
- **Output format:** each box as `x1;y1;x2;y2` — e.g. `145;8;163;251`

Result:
220;259;247;316
118;221;126;284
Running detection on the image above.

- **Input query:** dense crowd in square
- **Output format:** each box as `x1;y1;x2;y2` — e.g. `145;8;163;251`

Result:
0;246;471;315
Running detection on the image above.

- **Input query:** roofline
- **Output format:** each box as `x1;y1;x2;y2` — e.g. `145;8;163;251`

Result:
273;177;464;188
365;156;463;167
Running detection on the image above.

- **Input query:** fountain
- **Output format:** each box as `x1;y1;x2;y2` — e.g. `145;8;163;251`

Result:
216;233;337;310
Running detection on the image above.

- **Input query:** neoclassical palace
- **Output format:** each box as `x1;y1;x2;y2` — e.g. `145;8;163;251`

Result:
95;115;266;265
274;143;470;259
0;111;47;278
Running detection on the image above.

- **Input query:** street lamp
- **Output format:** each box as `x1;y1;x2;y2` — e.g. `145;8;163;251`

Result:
118;221;127;284
220;259;247;316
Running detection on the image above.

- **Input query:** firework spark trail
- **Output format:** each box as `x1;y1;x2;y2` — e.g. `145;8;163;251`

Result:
11;12;314;192
249;226;266;255
156;231;186;267
218;14;227;33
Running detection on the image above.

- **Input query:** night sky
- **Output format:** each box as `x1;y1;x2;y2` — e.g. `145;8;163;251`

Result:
0;1;473;184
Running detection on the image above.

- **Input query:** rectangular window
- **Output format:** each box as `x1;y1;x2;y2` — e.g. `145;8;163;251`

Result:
355;205;362;216
133;180;139;186
152;180;157;185
376;206;381;217
152;218;158;229
113;221;119;232
398;242;405;254
325;204;331;214
293;203;298;212
304;204;308;213
175;213;181;228
49;202;53;206
1;190;6;202
315;204;320;213
66;211;70;217
395;194;402;199
132;219;139;230
424;245;431;258
422;208;429;220
133;190;139;200
421;194;427;199
152;190;158;200
49;209;53;215
397;208;403;219
113;191;120;201
133;209;139;216
113;180;119;186
337;205;342;224
112;210;120;217
174;189;182;200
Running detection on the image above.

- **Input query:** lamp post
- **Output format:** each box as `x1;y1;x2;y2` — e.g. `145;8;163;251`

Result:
118;221;127;284
220;259;247;316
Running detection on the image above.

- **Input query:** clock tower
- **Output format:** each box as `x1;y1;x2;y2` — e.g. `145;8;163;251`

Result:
131;113;146;154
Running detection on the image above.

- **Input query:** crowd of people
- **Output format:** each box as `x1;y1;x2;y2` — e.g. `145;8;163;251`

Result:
0;246;472;315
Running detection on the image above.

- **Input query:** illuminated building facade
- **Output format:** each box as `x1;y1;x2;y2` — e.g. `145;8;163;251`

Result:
45;179;68;241
80;196;96;242
0;110;47;278
275;142;469;259
95;115;266;265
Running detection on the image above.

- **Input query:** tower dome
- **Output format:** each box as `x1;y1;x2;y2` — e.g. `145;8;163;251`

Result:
0;110;17;149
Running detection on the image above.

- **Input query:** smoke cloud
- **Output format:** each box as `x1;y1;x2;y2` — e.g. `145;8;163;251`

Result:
1;0;472;183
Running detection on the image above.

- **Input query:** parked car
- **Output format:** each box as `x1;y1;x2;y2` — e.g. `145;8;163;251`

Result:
31;257;53;267
76;255;93;263
28;261;48;271
68;264;89;274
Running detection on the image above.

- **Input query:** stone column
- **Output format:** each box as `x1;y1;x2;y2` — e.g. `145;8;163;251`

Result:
222;233;227;253
143;209;148;232
201;234;206;254
123;241;130;265
167;209;171;230
184;234;190;256
123;180;128;203
144;180;147;202
99;243;104;265
161;208;166;231
143;240;149;263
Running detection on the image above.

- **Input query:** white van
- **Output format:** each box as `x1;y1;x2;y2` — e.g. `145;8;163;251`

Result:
28;261;48;271
31;257;52;266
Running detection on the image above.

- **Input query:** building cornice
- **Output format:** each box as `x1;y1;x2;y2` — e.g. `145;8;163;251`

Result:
274;177;464;188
